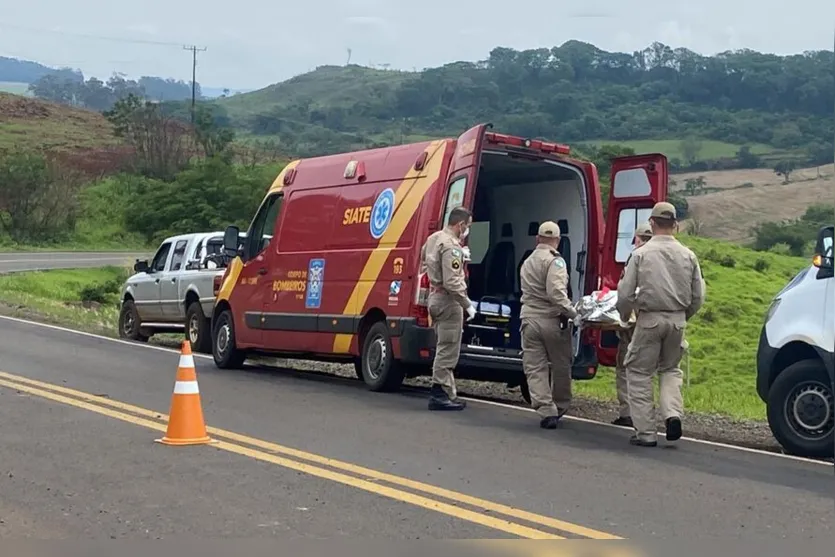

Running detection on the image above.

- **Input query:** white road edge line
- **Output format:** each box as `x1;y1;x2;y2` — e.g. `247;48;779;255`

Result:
0;313;829;467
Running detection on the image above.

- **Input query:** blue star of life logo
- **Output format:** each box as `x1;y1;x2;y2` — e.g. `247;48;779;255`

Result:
370;188;395;240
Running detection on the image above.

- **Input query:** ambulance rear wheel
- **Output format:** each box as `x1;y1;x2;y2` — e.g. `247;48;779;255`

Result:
360;321;405;392
212;309;247;369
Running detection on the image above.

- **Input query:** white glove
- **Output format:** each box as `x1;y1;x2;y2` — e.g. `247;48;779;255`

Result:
461;246;471;262
466;305;476;321
572;315;583;328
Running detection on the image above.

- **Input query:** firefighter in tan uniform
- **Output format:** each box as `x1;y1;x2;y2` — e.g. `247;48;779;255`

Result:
420;206;476;411
616;202;705;446
519;221;578;429
612;222;653;428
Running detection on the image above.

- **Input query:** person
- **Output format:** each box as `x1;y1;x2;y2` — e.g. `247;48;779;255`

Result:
519;221;579;429
616;202;705;446
420;206;476;411
612;222;653;428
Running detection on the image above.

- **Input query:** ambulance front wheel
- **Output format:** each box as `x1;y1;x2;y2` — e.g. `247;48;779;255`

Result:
360;321;405;392
212;309;247;369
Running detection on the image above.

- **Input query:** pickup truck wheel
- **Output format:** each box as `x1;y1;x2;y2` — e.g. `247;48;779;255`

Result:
766;359;834;458
186;302;212;354
118;300;149;342
360;321;405;392
212;309;247;369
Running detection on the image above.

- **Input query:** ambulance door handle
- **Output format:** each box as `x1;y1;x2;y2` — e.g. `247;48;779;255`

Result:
257;268;267;275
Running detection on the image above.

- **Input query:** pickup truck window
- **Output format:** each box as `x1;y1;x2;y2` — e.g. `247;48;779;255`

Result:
170;240;189;271
151;242;172;272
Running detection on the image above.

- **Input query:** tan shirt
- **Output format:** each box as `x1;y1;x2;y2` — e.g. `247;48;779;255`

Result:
519;244;577;320
616;235;705;321
419;228;470;310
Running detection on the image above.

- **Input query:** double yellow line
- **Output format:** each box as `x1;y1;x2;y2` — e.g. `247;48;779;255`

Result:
0;370;622;540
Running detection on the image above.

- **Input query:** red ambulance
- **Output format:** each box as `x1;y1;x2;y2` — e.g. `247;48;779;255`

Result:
212;124;668;398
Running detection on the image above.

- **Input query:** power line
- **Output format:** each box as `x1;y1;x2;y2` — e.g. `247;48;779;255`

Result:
0;21;187;48
184;45;207;124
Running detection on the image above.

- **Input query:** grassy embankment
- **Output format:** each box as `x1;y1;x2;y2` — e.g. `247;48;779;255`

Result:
0;235;809;421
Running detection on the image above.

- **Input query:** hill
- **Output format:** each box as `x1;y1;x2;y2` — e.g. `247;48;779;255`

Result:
0;93;120;152
215;41;834;166
674;164;835;243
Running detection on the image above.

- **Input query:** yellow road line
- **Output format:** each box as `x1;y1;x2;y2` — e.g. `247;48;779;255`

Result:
0;376;559;539
0;370;622;539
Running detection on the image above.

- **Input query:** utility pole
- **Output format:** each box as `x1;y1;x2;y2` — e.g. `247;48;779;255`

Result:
183;44;207;125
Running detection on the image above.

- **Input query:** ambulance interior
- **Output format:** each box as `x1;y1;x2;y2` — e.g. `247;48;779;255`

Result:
460;150;588;350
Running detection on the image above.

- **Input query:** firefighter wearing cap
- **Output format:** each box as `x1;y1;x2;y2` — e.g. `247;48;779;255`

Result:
612;222;653;428
420;206;476;411
616;202;705;446
519;221;578;429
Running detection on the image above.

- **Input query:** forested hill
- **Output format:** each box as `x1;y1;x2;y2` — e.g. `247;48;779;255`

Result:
218;41;835;162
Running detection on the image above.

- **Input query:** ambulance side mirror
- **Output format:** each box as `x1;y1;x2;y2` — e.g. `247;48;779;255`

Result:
813;225;833;280
223;225;240;258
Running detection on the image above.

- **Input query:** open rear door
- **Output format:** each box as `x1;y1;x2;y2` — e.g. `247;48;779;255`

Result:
600;154;669;289
442;124;489;223
597;154;668;365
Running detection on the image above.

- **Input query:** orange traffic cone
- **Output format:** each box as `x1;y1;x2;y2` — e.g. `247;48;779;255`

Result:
155;340;213;446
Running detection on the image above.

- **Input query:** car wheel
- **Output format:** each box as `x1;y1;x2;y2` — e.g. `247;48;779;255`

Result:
767;359;834;458
118;300;149;342
212;309;247;369
360;321;405;392
186;302;212;354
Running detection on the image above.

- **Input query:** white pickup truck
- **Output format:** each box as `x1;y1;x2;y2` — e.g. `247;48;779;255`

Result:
118;231;234;352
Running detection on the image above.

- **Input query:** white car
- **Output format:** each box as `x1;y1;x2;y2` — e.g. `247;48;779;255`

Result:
118;231;235;352
756;224;834;458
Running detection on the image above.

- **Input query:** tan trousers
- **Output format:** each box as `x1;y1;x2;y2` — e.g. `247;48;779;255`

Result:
428;293;463;399
625;312;686;443
615;327;634;419
520;317;572;418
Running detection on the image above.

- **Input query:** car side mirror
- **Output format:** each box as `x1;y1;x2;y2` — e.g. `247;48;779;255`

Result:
223;225;240;258
134;259;150;273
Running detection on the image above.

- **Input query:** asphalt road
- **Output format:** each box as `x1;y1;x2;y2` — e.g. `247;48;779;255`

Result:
0;315;832;539
0;252;147;274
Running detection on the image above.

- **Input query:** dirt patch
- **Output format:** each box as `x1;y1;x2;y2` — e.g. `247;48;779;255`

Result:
672;164;835;243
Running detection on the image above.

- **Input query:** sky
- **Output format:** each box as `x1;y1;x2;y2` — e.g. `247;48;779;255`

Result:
0;0;833;91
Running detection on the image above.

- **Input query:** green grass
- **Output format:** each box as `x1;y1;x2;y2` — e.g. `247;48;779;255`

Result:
0;266;129;335
576;139;789;162
0;235;810;421
575;234;809;421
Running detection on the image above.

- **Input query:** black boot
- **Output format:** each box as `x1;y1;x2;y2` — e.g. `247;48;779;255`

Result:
612;416;634;428
540;416;560;429
665;417;682;441
428;384;466;411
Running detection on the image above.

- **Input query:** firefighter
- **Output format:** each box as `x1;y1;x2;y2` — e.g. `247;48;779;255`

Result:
519;221;578;429
420;206;476;411
612;222;653;428
616;202;705;446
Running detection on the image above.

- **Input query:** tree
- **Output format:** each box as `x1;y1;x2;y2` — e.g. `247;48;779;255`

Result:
104;94;192;181
680;138;703;166
0;151;83;243
736;145;762;169
683;176;706;196
194;105;235;159
774;160;797;183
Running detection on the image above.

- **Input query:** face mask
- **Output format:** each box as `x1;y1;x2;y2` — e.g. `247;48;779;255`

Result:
460;226;470;239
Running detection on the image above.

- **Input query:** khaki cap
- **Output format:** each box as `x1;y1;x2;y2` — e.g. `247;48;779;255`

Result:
537;221;561;238
635;222;653;238
650;202;677;220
